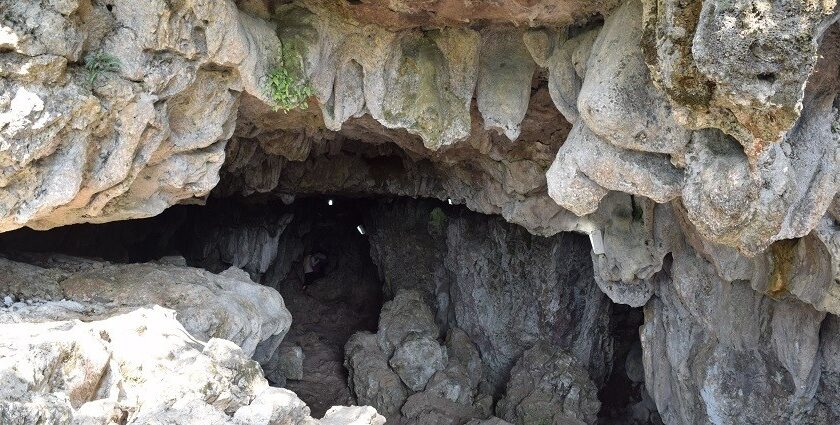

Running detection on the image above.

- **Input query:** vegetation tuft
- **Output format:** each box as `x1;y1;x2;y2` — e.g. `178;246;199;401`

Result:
265;45;313;113
84;51;121;87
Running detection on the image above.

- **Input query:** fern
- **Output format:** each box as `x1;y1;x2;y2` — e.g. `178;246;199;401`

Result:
266;65;313;112
265;42;313;113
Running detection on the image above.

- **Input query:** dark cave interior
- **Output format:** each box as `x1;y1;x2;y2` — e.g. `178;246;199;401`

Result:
0;195;656;423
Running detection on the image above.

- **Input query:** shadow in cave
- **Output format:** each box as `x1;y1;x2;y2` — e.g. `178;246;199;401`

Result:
0;196;386;417
0;195;659;423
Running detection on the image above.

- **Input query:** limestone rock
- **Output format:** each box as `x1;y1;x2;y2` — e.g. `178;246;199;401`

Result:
578;0;690;155
641;240;833;424
375;290;439;356
445;213;614;387
400;393;478;425
344;332;409;419
476;29;535;140
0;255;291;360
319;406;385;425
264;342;306;385
233;387;314;425
0;0;279;231
496;343;601;425
642;0;840;156
388;334;448;392
1;307;273;423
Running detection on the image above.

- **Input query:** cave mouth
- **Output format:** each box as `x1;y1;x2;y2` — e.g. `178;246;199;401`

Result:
0;194;654;423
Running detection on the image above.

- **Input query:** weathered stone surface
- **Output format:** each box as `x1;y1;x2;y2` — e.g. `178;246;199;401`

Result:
290;0;622;31
0;255;291;360
680;25;840;255
641;238;835;424
0;0;278;231
496;343;601;425
0;307;272;423
444;211;614;388
579;0;690;156
389;334;448;392
476;29;535;140
375;290;440;356
344;332;409;419
264;342;305;385
642;0;839;157
319;406;385;425
0;304;384;425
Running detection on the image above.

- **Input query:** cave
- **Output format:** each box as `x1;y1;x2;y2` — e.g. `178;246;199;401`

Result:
4;0;840;424
0;193;655;423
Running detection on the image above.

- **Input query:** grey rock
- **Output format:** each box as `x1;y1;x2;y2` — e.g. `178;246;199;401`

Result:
376;290;439;356
344;332;409;419
641;240;831;424
389;334;447;392
579;0;690;155
496;343;601;425
264;342;305;385
0;256;291;360
400;392;478;425
476;29;536;140
445;213;613;388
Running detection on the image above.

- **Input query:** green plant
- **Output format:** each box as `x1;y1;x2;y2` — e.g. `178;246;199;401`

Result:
84;51;120;86
428;207;448;236
265;42;313;113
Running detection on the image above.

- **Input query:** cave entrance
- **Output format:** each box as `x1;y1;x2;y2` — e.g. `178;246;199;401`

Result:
0;194;659;424
0;195;387;417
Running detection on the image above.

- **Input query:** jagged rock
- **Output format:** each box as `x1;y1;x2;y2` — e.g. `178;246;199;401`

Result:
375;290;440;356
400;393;479;425
319;406;385;425
423;363;475;406
292;0;622;31
0;304;383;424
444;328;484;391
444;213;614;388
496;343;601;425
344;332;409;419
642;0;840;156
388;334;448;392
0;0;278;231
680;26;840;255
464;418;513;425
1;307;274;423
641;239;834;423
233;387;314;425
0;255;291;361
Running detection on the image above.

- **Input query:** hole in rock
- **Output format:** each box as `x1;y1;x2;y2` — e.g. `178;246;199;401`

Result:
757;72;776;84
0;195;658;423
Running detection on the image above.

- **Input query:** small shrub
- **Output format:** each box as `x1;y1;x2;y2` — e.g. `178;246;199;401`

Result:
84;51;120;86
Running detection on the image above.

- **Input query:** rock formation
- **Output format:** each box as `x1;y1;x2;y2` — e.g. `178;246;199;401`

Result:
0;257;384;424
2;0;840;423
